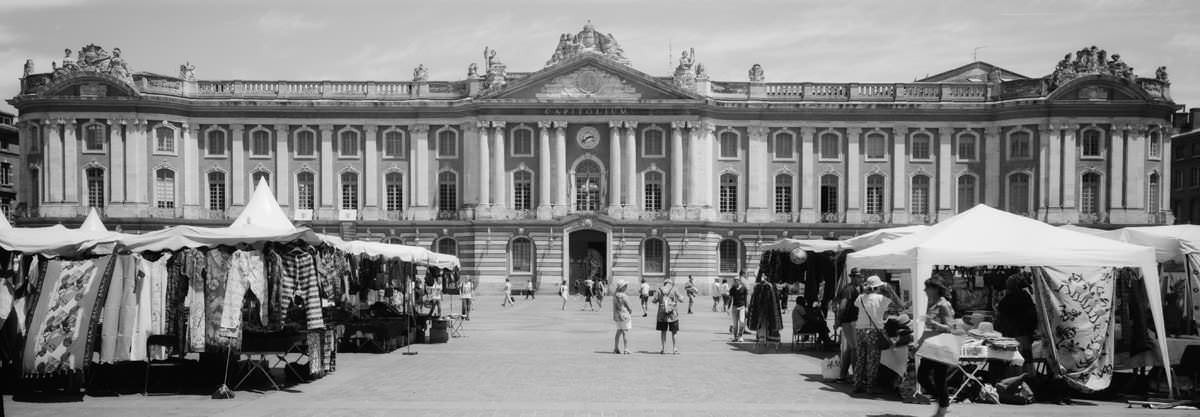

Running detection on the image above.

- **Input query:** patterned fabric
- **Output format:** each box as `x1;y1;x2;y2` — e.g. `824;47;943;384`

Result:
204;249;235;350
898;346;920;402
184;248;208;352
114;255;139;361
21;256;114;376
1034;266;1116;392
22;256;44;332
164;253;188;346
99;256;125;363
854;328;882;390
221;250;267;332
1186;253;1200;336
747;282;783;337
144;254;170;360
265;246;286;328
282;246;324;330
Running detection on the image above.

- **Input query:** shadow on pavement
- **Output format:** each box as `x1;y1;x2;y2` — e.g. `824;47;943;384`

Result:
726;342;795;355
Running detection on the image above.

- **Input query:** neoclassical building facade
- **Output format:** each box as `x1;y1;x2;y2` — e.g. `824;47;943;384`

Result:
7;25;1181;291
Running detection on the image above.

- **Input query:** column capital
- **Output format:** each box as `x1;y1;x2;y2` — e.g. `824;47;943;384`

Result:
699;120;716;132
179;121;191;130
608;120;623;129
846;126;862;136
552;121;568;129
106;118;124;126
623;121;638;129
490;121;506;129
230;123;245;133
410;124;430;135
797;126;815;137
318;124;335;133
537;121;553;129
363;124;378;134
274;124;290;132
747;126;769;137
984;126;1001;136
892;125;910;135
670;121;688;130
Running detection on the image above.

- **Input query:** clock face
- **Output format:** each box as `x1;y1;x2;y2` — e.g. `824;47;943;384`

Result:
577;126;600;149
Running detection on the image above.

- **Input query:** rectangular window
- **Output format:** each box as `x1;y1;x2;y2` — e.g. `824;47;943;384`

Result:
911;136;932;160
511;129;534;157
439;182;457;211
774;134;795;160
0;163;10;186
819;134;839;160
643;240;664;274
296;174;314;210
643;130;665;157
775;182;792;213
437;130;458;158
84;124;106;152
86;168;105;208
384;131;406;159
820;176;838;216
513;173;532;211
341;175;358;210
865;186;883;215
296;131;316;157
1191;168;1200;189
385;174;403;211
957;135;977;161
645;181;662;212
155;171;175;209
251;130;272;157
1173;170;1182;190
208;173;226;211
511;241;533;273
719;175;738;214
155;127;175;154
719;132;738;159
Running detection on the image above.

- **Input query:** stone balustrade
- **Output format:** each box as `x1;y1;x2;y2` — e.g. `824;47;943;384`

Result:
764;82;993;102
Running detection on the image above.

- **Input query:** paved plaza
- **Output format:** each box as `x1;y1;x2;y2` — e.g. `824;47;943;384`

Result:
7;295;1194;417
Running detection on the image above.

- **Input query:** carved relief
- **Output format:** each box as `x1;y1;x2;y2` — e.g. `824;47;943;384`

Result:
545;21;630;67
1050;46;1143;89
535;67;641;100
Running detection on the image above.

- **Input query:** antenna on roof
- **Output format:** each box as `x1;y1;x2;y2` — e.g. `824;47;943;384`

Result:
668;40;673;71
972;46;988;62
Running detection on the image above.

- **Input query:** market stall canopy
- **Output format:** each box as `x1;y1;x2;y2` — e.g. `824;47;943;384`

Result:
841;225;928;251
230;178;296;232
1114;225;1200;263
759;238;843;253
77;208;107;232
318;234;460;269
0;213;11;229
0;224;121;257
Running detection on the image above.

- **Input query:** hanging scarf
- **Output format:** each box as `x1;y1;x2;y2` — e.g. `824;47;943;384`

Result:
1034;266;1116;392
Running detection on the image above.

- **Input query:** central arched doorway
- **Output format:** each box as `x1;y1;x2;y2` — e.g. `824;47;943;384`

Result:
567;229;607;295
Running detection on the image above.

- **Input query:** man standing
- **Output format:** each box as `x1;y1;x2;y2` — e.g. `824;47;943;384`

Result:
711;278;721;312
729;277;749;342
639;278;651;317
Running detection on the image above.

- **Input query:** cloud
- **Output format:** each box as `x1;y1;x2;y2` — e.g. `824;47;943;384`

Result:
256;10;325;36
0;0;87;11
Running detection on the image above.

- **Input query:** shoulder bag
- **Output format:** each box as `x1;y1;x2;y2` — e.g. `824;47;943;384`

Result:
861;297;893;350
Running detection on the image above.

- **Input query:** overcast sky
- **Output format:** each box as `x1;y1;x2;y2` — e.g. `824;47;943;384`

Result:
1;0;1197;116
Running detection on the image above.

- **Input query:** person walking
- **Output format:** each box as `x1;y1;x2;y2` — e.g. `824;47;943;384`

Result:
559;279;569;311
711;278;721;312
582;278;595;311
853;275;892;394
917;277;955;417
460;278;473;320
654;279;682;354
639;278;651;317
525;280;535;300
683;276;698;314
501;278;514;307
729;277;749;342
720;279;731;312
594;279;606;311
612;280;633;355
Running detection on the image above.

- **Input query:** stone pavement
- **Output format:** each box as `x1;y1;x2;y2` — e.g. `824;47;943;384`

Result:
6;295;1194;417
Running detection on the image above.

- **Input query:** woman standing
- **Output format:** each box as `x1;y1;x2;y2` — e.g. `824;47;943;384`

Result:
853;275;892;394
559;279;569;311
460;278;473;320
917;277;955;417
654;280;683;354
684;276;698;314
594;279;606;311
612;280;633;354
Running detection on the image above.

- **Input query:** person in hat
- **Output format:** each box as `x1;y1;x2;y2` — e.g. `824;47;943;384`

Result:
654;279;683;354
612;280;633;354
995;274;1037;370
918;276;956;416
852;275;892;394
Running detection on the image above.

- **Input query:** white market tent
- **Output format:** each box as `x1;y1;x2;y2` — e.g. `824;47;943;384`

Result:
78;208;107;232
318;234;460;269
0;208;126;257
0;212;12;230
760;225;929;253
845;204;1170;390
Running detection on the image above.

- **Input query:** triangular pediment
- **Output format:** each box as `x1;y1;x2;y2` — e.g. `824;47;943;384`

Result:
917;61;1029;83
481;55;699;101
1047;75;1151;102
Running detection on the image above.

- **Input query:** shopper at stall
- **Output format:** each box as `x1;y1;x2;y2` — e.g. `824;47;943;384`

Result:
853;275;891;394
729;277;749;342
559;279;569;311
684;276;699;314
430;279;443;317
460;277;473;320
996;274;1037;370
639;278;651;317
655;279;683;354
917;277;956;417
612;280;633;355
835;275;862;382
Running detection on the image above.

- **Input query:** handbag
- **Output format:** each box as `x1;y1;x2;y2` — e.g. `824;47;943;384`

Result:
862;298;892;350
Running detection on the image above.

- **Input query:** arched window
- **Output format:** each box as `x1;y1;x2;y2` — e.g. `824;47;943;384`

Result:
644;171;663;212
911;132;932;160
719;173;738;214
1008;173;1031;214
339;130;359;157
84;123;105;151
865;132;886;160
718;239;740;274
155;126;175;153
86;167;104;208
435;237;458;256
296;171;315;210
820;174;839;216
437;129;458;158
155;168;175;209
1008;131;1031;159
384;130;405;159
513;170;533;211
251;171;270;187
865;174;885;215
207;171;226;210
340;171;359;210
385;172;404;212
1081;129;1103;158
1148;172;1160;213
957;132;978;161
510;238;535;273
775;173;793;213
438;171;458;211
511;128;534;157
819;132;840;160
642;238;667;274
1081;172;1101;214
574;160;602;212
774;131;795;160
719;131;739;159
207;129;226;156
295;130;316;157
643;129;665;157
251;129;271;157
957;175;977;213
1149;131;1162;159
911;175;930;216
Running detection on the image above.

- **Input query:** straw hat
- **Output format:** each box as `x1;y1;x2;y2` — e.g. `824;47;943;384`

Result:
864;275;886;289
969;321;1003;338
615;280;629;293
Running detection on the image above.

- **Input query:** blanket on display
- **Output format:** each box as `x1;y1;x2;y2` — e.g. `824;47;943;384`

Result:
1034;266;1116;393
21;256;115;377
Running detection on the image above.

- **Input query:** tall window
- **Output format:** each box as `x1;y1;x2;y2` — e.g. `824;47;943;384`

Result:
1149;131;1162;159
436;237;458;256
1081;129;1102;158
207;171;226;210
643;238;666;274
1173;169;1182;190
719;131;738;159
296;172;314;210
865;133;886;160
340;171;359;210
1192;167;1200;188
574;160;602;211
86;167;104;208
644;171;663;212
437;129;457;158
1009;131;1031;159
1148;173;1160;213
251;130;271;157
155;169;175;209
774;131;795;160
911;133;932;160
643;129;665;157
155;126;175;153
84;124;105;151
911;175;930;216
513;170;533;211
719;173;738;214
865;174;884;215
1080;172;1101;214
207;130;226;156
511;128;533;157
438;171;458;211
339;130;359;157
957;175;977;213
957;133;977;161
775;174;793;213
1008;173;1030;214
510;238;534;273
385;172;404;211
0;163;11;186
820;174;839;216
819;132;840;160
296;130;315;157
28;126;39;151
718;239;740;274
384;130;406;158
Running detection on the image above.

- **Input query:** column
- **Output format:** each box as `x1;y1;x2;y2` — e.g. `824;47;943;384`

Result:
1062;124;1078;222
363;124;378;220
1038;126;1051;220
623;122;638;213
984;127;1001;207
230;124;246;208
1161;131;1173;223
1126;125;1147;214
746;125;770;222
608;121;622;216
319;124;335;218
461;121;479;210
477;121;491;212
669;121;686;219
553;121;568;216
109;119;126;204
937;129;953;220
845;127;861;223
273;124;290;210
411;124;431;220
46;121;62;203
891;126;909;223
698;121;717;220
63;119;78;204
537;121;553;219
1046;124;1063;222
127;120;146;207
799;126;816;223
184;124;201;217
1109;125;1127;222
491;121;507;214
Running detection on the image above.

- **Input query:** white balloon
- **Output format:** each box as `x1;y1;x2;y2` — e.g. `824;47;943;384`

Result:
789;248;807;264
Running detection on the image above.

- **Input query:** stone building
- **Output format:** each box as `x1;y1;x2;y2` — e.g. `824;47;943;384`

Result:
6;25;1182;291
0;110;17;218
1169;108;1200;223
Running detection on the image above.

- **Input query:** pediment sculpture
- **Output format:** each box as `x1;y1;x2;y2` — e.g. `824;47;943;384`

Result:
483;47;507;91
673;48;699;89
51;44;132;82
545;21;630;67
1049;46;1141;89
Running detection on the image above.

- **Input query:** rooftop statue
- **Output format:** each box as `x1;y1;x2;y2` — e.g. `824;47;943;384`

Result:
544;21;631;67
467;62;479;79
179;62;196;81
1048;46;1154;90
483;47;507;91
748;64;765;82
413;64;428;82
1156;66;1169;83
46;44;132;82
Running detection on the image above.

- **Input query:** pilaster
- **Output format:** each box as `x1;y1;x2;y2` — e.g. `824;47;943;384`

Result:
1061;123;1078;223
1126;124;1147;214
461;121;480;210
799;126;817;223
184;123;201;218
608;120;623;218
45;121;62;203
936;128;953;220
746;125;771;223
845;127;862;223
697;120;717;221
62;118;78;204
1045;123;1063;223
477;121;491;218
537;121;553;220
891;126;909;224
273;124;290;212
108;119;126;205
230;124;246;210
318;124;336;219
984;126;1001;208
127;120;146;211
553;121;569;217
1161;130;1174;223
1108;125;1128;223
623;121;638;216
362;124;379;220
410;124;432;220
491;121;508;216
669;121;686;220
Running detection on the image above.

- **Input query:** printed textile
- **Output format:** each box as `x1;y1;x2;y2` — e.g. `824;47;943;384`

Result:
184;248;208;352
746;282;783;338
204;249;235;350
281;246;325;330
1186;253;1200;336
1034;266;1116;393
21;256;115;376
221;250;268;333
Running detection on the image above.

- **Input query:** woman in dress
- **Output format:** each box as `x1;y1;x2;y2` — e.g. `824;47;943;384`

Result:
918;277;956;417
559;279;569;311
654;280;683;354
612;280;633;354
853;275;892;394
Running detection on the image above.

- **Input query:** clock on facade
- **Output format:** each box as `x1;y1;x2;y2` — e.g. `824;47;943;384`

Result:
576;126;600;149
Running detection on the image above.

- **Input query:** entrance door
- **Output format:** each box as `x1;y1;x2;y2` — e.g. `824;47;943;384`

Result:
567;230;607;295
